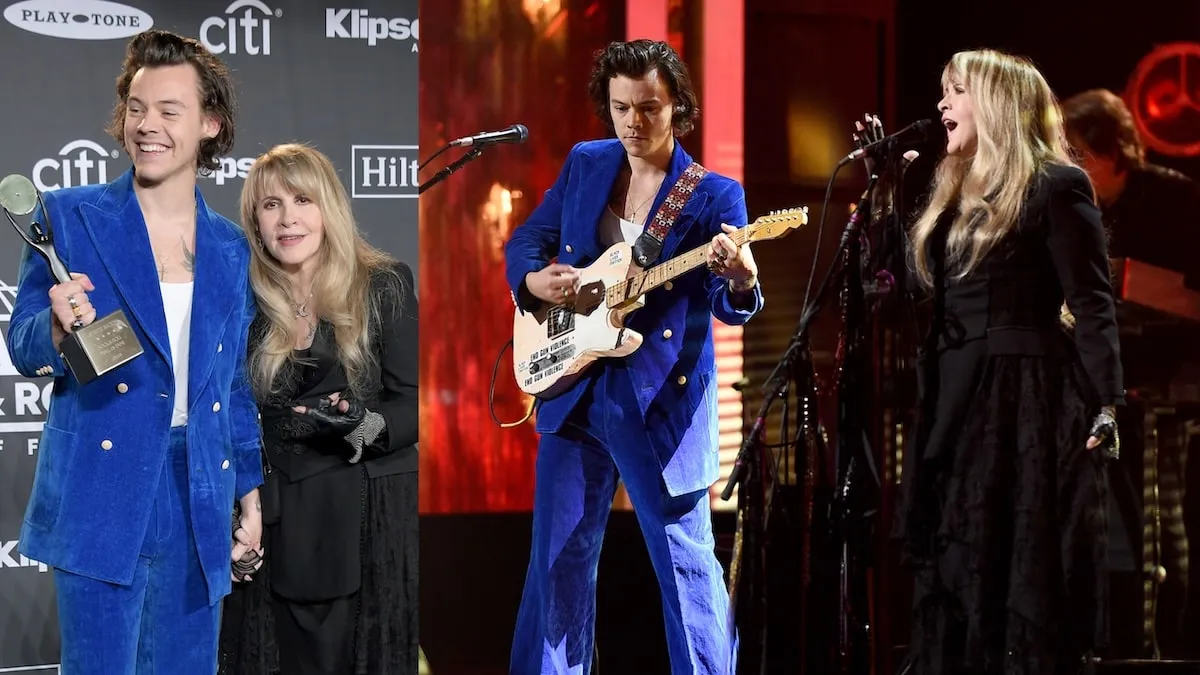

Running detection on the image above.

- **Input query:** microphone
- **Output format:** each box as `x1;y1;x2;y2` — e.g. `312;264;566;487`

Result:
839;119;937;166
449;124;529;147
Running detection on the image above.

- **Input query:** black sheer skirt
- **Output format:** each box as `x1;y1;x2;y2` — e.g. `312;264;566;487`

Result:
896;341;1109;675
218;470;419;674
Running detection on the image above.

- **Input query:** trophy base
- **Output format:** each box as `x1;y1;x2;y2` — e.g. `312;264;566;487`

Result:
60;309;145;385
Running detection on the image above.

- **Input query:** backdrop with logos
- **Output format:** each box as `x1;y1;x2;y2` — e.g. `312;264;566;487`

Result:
0;0;417;670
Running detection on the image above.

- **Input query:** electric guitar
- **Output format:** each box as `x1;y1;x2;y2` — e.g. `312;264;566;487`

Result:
512;207;809;399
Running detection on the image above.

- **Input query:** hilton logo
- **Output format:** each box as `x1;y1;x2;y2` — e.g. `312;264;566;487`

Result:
350;145;418;199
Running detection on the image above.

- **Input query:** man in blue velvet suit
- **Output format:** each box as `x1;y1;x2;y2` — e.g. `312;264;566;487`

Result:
505;40;763;675
6;30;263;674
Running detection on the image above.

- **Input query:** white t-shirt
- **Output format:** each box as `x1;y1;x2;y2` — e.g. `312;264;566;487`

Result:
159;281;194;427
599;206;643;248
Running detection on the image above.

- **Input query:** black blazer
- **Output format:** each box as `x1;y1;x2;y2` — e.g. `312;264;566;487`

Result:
924;163;1124;406
257;261;419;481
252;261;418;601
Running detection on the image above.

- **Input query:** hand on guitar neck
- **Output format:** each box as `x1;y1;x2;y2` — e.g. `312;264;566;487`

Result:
706;223;759;292
525;263;582;305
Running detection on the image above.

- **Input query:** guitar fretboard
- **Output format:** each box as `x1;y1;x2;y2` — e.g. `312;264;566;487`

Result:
606;227;754;306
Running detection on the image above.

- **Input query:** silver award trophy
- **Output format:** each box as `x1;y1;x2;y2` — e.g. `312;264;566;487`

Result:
0;174;144;384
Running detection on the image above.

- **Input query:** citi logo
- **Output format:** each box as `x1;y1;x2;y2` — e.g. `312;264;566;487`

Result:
350;145;418;199
3;0;152;40
200;0;280;56
200;156;256;186
33;140;120;192
0;540;49;572
326;9;417;49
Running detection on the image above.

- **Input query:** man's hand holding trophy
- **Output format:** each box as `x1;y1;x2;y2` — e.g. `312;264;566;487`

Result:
0;174;144;384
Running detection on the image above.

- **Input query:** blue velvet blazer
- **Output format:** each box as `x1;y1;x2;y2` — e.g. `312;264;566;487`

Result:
504;139;765;497
6;169;263;605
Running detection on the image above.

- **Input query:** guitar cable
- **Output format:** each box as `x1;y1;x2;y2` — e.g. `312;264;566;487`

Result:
489;337;536;428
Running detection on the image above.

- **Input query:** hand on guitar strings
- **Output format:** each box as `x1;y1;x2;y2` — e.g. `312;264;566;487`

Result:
706;224;759;292
525;263;582;305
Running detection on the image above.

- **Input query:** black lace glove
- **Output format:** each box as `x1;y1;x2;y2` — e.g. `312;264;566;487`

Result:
298;397;367;438
1088;406;1120;460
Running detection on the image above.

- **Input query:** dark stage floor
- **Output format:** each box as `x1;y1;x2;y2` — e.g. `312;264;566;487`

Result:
420;511;1200;675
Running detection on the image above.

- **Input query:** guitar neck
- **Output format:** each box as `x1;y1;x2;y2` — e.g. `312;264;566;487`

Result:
606;227;752;306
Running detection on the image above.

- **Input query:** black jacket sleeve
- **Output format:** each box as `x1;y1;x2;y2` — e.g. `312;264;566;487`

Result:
370;261;419;453
1044;165;1125;406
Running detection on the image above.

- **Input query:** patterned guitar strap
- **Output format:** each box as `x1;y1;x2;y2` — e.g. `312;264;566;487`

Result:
631;162;709;267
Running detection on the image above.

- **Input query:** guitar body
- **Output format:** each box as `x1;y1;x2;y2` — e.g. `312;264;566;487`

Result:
513;241;645;399
510;207;808;399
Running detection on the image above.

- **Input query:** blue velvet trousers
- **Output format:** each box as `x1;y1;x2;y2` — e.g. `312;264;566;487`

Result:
511;365;732;675
54;426;222;674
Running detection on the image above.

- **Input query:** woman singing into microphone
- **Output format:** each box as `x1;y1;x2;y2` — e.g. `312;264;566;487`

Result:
882;49;1124;674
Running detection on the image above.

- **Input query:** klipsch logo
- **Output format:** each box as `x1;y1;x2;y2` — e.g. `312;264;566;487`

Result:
200;0;280;56
326;9;417;50
0;540;48;572
350;145;418;199
3;0;152;40
201;156;256;186
33;139;120;192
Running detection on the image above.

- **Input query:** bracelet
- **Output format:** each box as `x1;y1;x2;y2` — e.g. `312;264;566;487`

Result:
729;277;757;293
344;410;386;464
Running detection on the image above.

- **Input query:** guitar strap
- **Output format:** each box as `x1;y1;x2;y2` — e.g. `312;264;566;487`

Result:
631;161;709;268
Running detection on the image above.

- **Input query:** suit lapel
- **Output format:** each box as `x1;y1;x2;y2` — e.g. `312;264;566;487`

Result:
79;170;171;365
658;190;710;261
187;191;241;406
648;142;706;261
573;141;626;259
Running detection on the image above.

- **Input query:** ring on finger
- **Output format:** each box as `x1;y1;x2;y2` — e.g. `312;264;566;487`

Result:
67;294;78;309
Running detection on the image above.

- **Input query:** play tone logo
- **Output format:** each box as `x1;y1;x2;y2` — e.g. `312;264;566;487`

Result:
3;0;151;40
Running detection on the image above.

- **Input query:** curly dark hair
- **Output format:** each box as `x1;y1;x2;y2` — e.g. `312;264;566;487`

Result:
1062;88;1144;173
106;30;237;176
587;39;699;137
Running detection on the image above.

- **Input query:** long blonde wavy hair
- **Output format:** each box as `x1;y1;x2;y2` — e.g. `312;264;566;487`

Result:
240;143;399;400
910;49;1079;287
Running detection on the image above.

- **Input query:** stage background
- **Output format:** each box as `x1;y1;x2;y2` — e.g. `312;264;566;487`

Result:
0;0;417;670
417;0;750;517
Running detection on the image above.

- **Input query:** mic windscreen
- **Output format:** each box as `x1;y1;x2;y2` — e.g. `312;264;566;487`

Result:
0;174;37;216
514;124;529;142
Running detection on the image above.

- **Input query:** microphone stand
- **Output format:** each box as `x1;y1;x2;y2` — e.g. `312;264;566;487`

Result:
724;172;879;675
723;172;880;502
419;145;485;194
